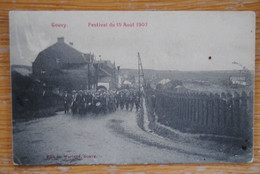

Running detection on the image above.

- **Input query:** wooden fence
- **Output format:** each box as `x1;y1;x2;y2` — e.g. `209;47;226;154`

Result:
145;88;254;140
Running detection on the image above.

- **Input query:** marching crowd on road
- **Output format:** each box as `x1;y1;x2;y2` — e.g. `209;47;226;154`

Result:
63;88;142;115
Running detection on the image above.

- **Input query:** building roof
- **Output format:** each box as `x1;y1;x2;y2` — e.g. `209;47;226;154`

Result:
94;59;115;77
36;37;87;65
158;78;171;85
230;76;246;81
95;60;114;69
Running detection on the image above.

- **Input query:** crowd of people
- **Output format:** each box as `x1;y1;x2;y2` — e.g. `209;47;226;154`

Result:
63;88;142;115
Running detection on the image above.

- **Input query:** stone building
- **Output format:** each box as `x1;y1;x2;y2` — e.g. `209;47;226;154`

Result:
32;37;117;91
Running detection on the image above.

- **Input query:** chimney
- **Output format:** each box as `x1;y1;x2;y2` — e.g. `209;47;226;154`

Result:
69;42;73;46
57;37;64;43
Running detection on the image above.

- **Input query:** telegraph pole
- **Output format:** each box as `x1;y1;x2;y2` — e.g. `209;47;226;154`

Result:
138;52;145;97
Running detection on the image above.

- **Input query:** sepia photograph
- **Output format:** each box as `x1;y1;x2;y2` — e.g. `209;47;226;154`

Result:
10;11;255;165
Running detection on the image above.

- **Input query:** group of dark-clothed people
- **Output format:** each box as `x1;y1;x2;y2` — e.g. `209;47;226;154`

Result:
63;89;141;115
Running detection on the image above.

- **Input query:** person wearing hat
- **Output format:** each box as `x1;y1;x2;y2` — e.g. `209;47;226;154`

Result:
85;90;93;114
100;93;107;114
93;93;101;114
125;91;130;111
119;91;125;110
71;90;77;115
63;91;71;114
115;90;120;109
76;90;85;115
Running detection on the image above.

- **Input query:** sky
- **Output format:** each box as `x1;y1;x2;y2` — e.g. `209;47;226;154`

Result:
9;11;255;71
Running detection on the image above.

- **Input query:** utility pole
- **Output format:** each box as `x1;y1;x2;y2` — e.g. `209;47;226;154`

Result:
96;63;99;91
117;66;120;88
138;52;145;97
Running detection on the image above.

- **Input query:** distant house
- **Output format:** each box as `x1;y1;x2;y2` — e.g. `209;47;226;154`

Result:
156;78;183;91
230;76;247;86
174;85;190;93
123;80;131;85
94;60;117;90
32;37;95;90
158;78;171;85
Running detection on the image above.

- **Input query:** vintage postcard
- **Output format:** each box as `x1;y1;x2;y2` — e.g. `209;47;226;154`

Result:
9;11;255;165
